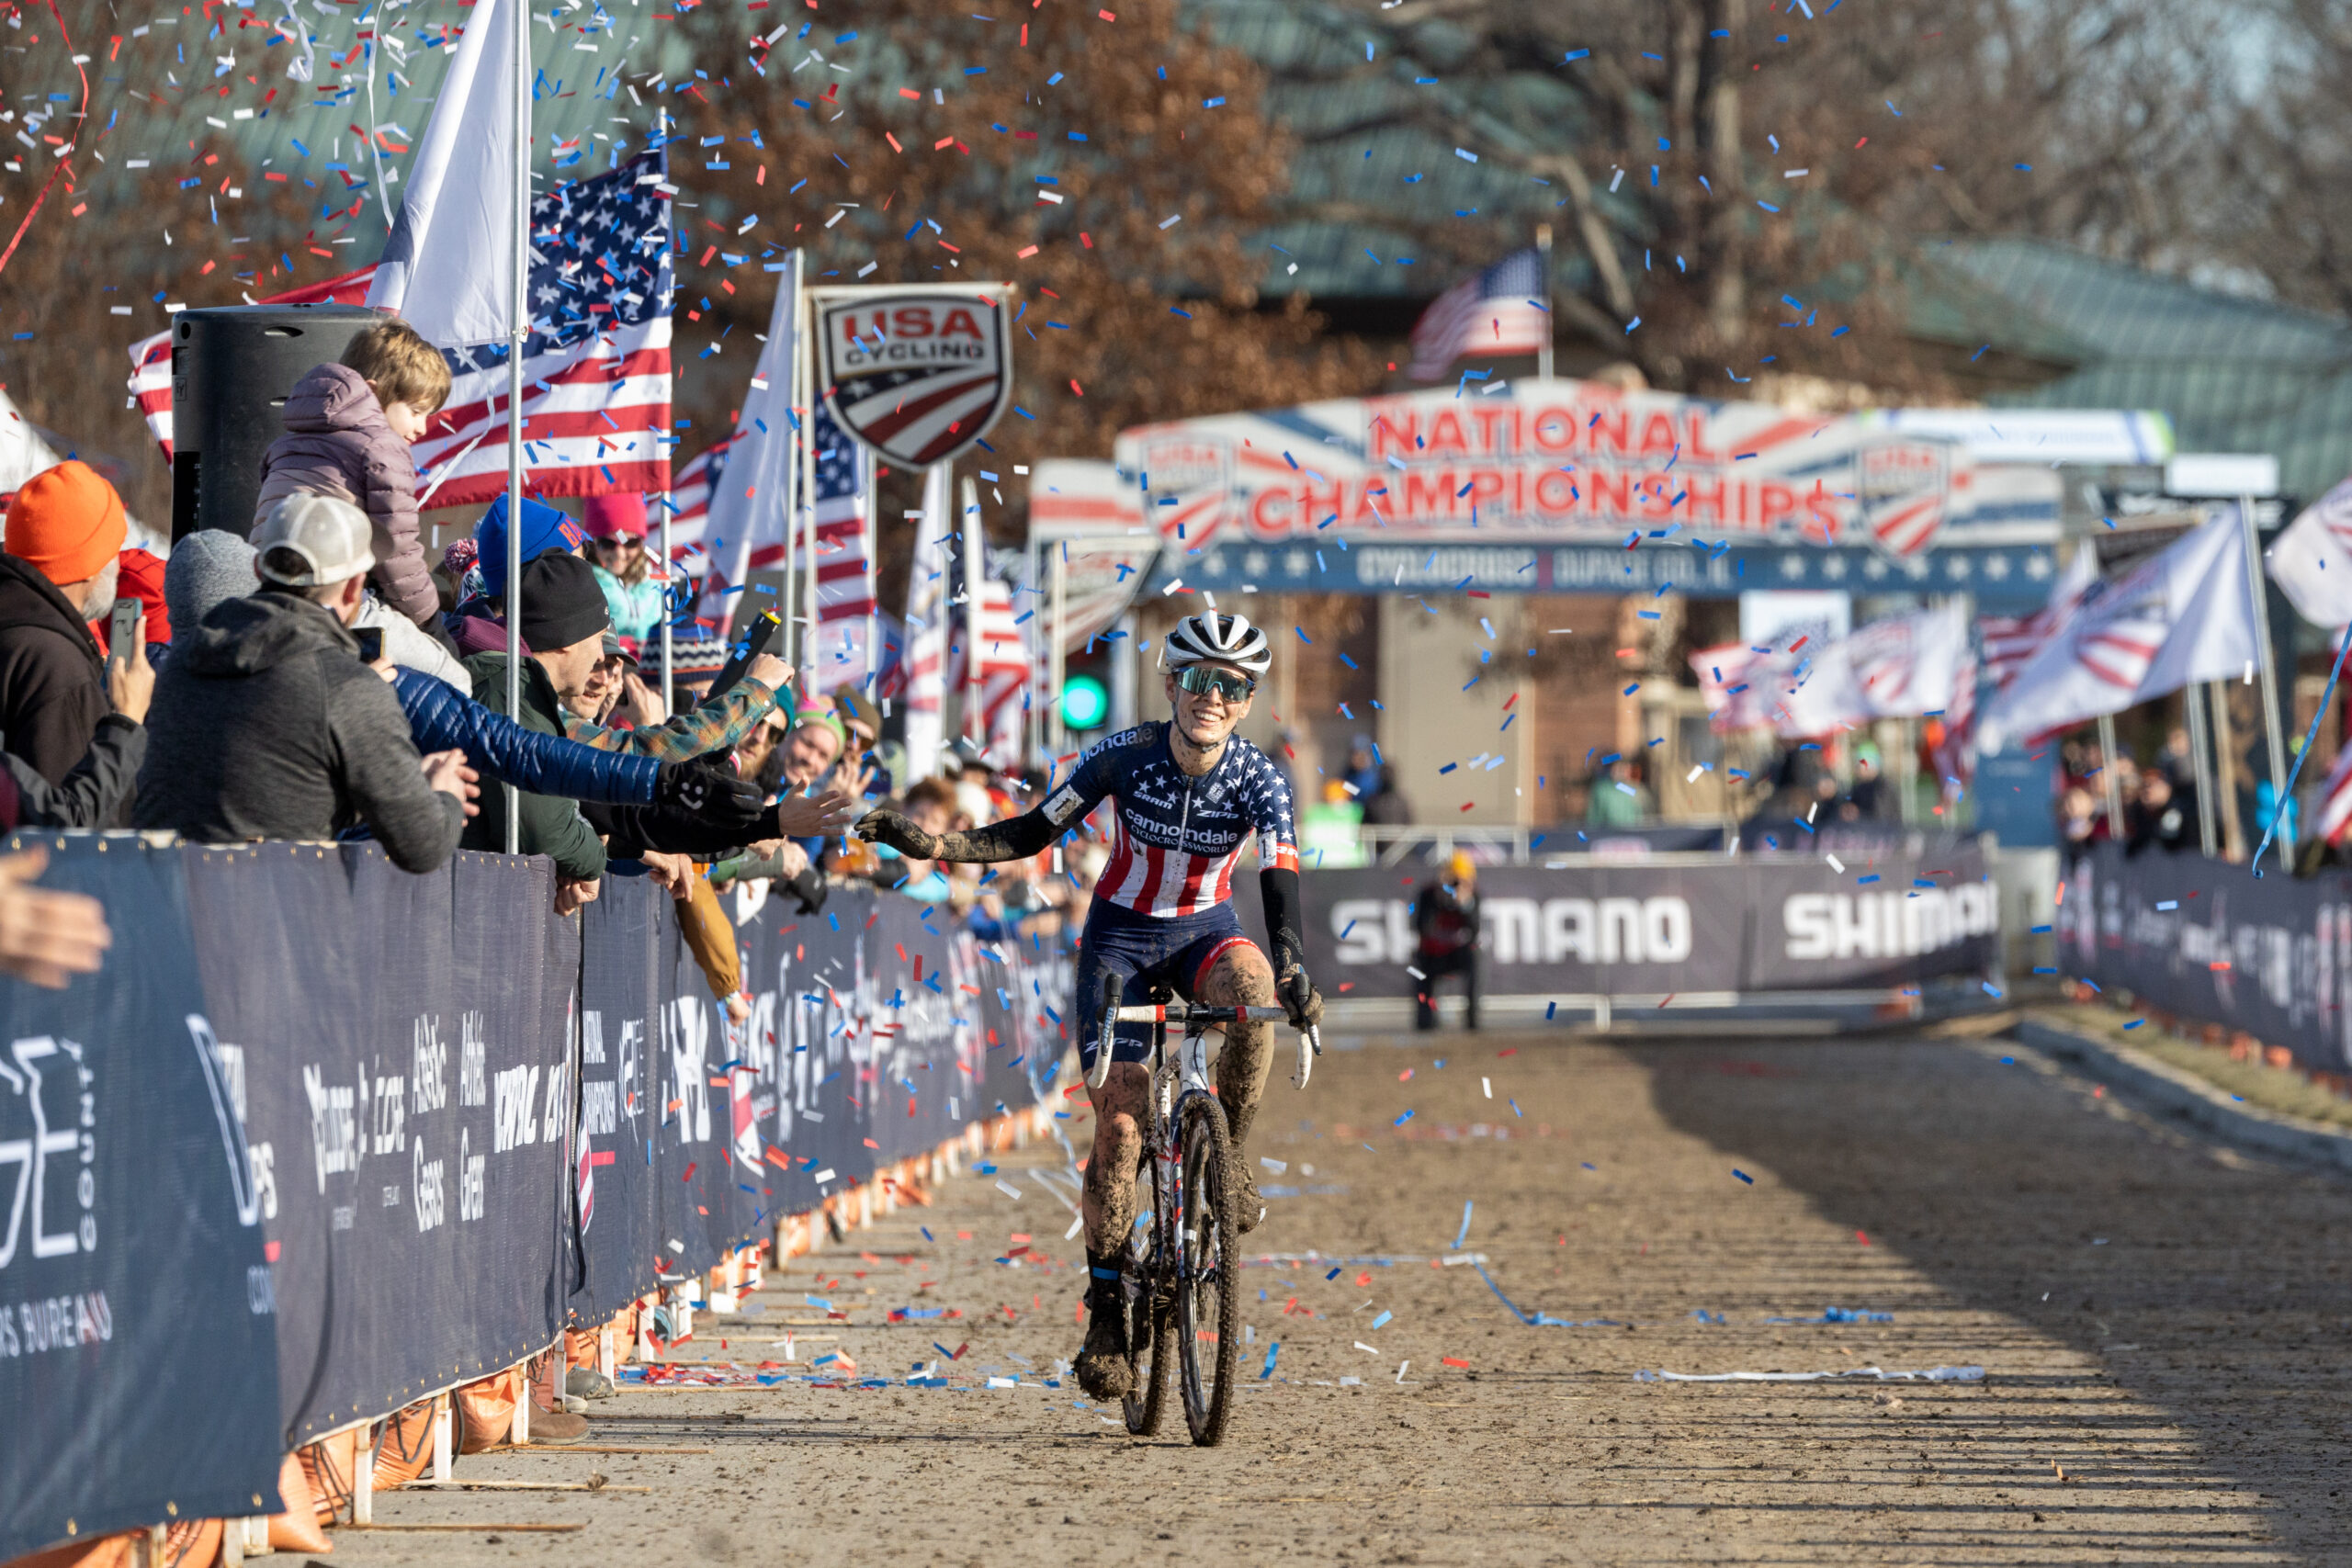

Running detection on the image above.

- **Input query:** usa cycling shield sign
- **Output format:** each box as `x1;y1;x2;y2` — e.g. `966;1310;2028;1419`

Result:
816;289;1014;467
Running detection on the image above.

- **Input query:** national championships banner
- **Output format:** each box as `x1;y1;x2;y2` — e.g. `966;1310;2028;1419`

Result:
1114;379;2060;557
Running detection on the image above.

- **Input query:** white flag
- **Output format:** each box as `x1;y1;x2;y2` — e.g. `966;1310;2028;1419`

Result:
2267;475;2352;629
1977;511;2258;753
898;463;952;784
701;256;800;609
1773;601;1971;736
363;0;522;344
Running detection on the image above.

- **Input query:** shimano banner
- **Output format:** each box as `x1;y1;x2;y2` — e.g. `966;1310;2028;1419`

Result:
0;840;283;1564
183;846;576;1448
1303;852;1997;997
569;876;1068;1325
2056;845;2352;1073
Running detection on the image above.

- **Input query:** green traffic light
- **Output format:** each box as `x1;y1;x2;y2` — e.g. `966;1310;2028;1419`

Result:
1061;673;1109;730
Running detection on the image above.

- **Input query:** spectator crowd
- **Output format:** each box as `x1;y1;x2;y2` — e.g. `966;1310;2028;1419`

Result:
0;320;1106;1012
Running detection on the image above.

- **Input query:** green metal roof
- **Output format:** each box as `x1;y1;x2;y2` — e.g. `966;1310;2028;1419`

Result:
1928;239;2352;502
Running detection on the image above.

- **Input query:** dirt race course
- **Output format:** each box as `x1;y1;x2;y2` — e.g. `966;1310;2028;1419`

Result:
327;1028;2352;1565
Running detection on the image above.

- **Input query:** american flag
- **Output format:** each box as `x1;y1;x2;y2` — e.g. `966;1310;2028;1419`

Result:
662;436;737;624
414;149;673;506
1406;247;1550;381
125;150;672;505
948;573;1032;769
807;403;876;695
1981;547;2099;690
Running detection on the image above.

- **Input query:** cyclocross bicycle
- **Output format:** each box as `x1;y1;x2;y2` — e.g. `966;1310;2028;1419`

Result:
1088;979;1320;1446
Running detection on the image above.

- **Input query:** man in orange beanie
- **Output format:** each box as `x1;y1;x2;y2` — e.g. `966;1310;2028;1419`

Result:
0;460;134;784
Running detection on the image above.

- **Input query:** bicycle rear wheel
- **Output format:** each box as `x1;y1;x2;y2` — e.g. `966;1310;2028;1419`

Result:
1176;1096;1242;1446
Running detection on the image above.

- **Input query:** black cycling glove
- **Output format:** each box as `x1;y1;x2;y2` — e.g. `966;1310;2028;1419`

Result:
655;761;764;833
1276;960;1324;1032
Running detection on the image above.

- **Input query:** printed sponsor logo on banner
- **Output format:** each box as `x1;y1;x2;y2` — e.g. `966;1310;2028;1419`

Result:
303;1063;358;1193
1856;438;1953;558
0;1035;96;1268
1327;897;1692;965
492;1065;540;1154
818;293;1012;467
458;1011;487;1107
413;1016;448;1114
1782;885;1996;959
458;1126;484;1223
617;1019;643;1122
666;998;711;1144
413;1135;445;1233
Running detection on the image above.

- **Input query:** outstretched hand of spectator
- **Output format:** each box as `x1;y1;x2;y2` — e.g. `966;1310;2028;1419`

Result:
554;875;602;917
775;787;855;839
0;846;109;988
745;653;791;694
107;610;155;724
854;807;936;860
638;850;695;896
656;760;763;831
419;750;481;818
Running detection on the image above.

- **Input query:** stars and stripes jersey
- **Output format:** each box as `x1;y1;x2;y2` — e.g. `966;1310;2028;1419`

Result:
1041;722;1299;918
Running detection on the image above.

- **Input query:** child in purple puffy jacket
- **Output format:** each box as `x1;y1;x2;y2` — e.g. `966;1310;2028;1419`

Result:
253;319;451;628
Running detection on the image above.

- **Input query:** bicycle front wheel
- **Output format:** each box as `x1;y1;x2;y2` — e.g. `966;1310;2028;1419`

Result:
1124;1149;1173;1437
1176;1096;1242;1446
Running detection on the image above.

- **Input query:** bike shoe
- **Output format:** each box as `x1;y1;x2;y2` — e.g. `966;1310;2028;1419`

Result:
1075;1308;1133;1400
1230;1156;1266;1235
1074;1255;1134;1400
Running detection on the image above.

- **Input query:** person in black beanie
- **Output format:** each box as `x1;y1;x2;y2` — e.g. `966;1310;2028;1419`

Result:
461;551;618;911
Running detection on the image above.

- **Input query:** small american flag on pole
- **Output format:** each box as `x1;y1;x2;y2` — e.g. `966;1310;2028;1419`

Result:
1406;247;1549;380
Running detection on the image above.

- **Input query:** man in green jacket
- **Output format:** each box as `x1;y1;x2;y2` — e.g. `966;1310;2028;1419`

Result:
463;552;615;913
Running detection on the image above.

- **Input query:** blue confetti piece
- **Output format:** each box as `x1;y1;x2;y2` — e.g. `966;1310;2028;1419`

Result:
1733;1169;1755;1185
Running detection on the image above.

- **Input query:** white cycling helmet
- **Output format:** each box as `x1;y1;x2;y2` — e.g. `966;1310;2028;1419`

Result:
1162;610;1272;676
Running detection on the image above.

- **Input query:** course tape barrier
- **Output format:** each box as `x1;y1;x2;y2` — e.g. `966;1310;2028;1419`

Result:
0;838;1067;1564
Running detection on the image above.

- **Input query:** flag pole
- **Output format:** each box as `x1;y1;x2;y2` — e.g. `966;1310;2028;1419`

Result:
786;255;809;673
2240;494;2297;861
655;106;673;697
962;474;983;758
502;0;528;856
800;301;820;696
2095;712;2125;840
2185;680;2220;856
863;453;880;711
1534;223;1555;382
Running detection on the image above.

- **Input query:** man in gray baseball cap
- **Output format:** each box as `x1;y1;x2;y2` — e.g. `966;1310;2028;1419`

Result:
132;493;477;871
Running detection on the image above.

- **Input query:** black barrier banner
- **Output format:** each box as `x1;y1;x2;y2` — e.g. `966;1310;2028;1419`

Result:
1301;851;1997;998
2057;844;2352;1071
0;840;282;1563
568;879;1070;1325
183;845;576;1446
0;836;1072;1539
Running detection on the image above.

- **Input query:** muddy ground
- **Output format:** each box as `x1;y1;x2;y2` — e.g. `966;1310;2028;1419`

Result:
325;1027;2352;1565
